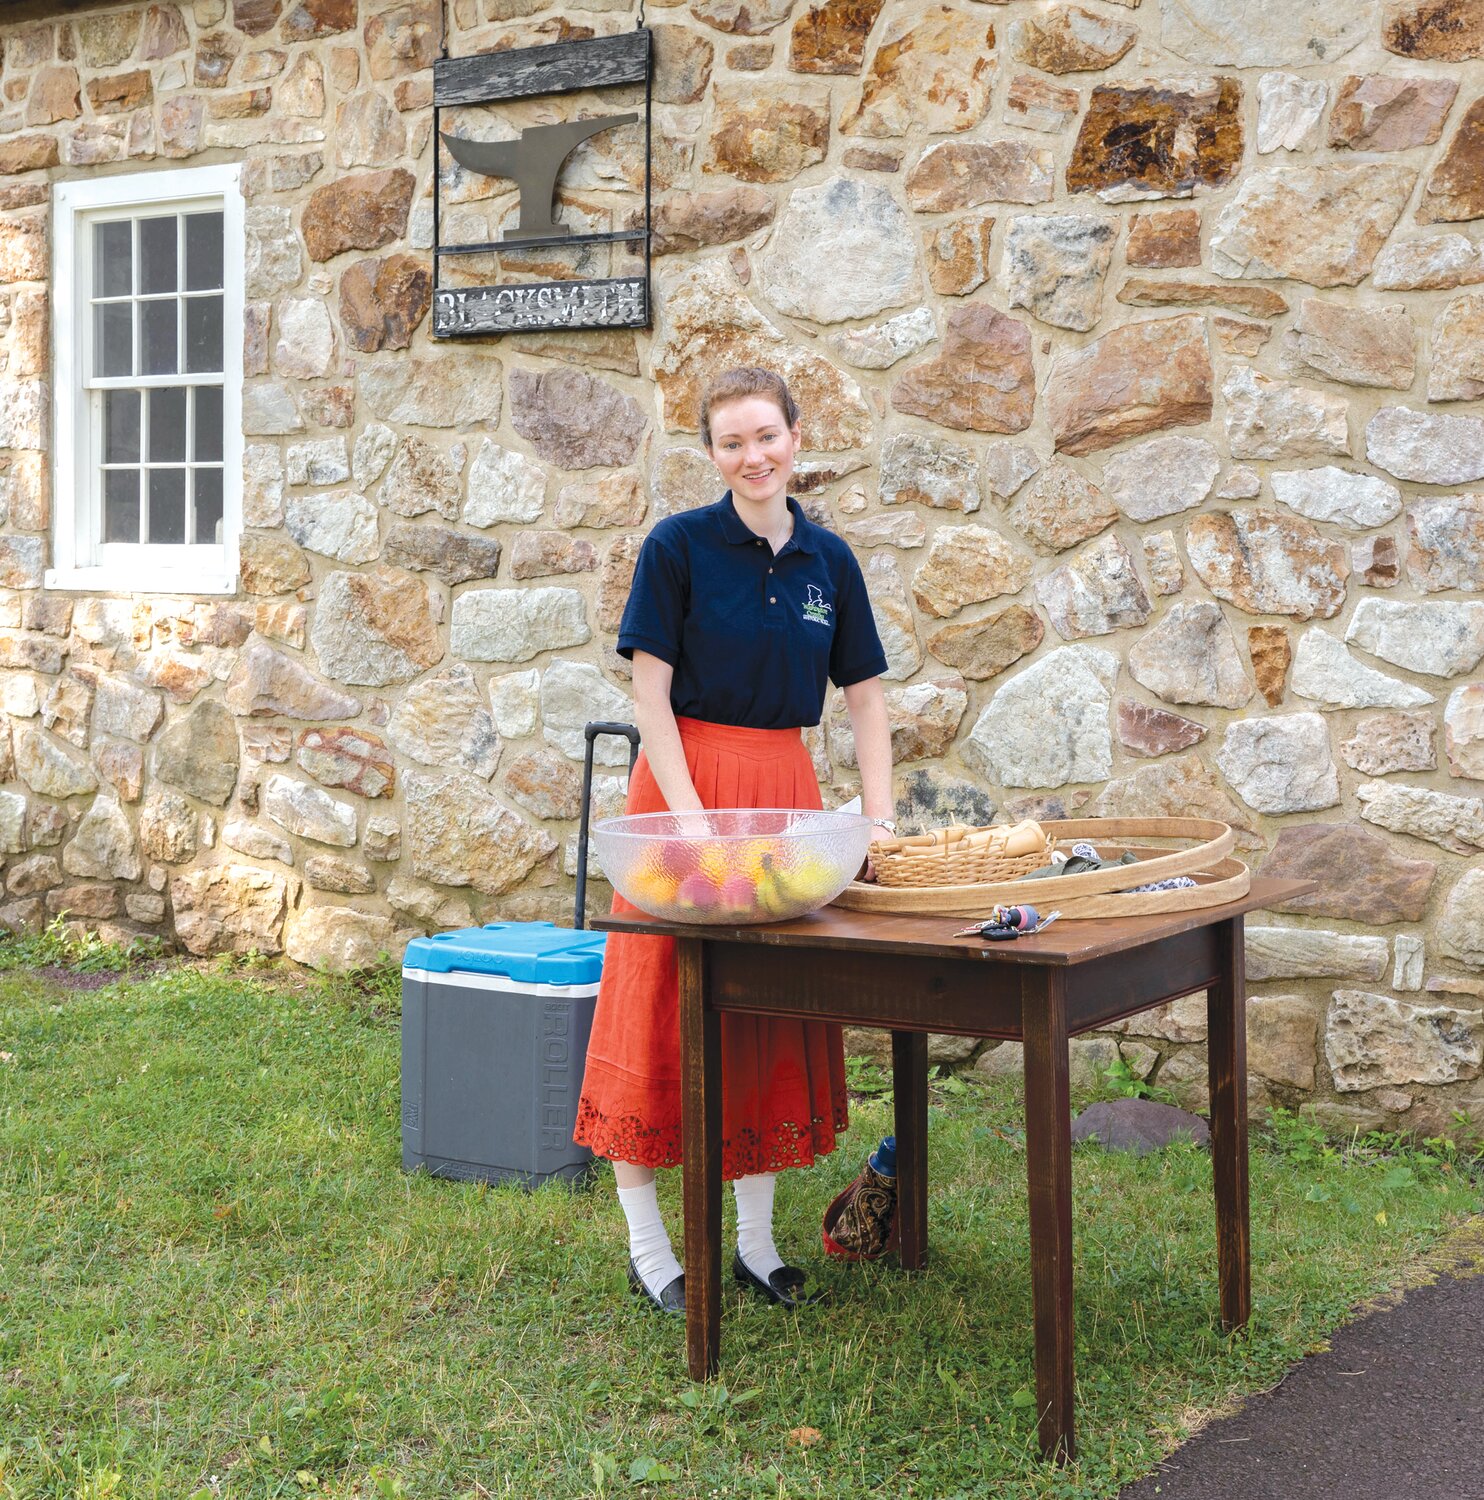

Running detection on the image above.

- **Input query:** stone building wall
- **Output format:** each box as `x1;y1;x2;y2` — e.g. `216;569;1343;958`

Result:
0;0;1482;1133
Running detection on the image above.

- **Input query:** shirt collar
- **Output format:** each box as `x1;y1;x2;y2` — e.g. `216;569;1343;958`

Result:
715;491;818;555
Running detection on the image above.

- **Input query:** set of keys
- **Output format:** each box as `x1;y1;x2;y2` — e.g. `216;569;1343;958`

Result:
953;904;1062;941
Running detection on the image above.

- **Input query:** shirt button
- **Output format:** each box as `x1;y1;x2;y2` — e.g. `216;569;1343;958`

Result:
769;596;777;604
767;567;773;574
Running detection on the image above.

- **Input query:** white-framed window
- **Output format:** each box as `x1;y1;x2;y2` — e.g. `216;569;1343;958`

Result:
51;164;244;595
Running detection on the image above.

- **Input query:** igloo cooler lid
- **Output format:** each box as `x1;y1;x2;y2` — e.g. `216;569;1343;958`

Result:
402;922;608;985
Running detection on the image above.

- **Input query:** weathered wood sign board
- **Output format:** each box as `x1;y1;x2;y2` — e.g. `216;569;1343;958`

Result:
431;31;653;336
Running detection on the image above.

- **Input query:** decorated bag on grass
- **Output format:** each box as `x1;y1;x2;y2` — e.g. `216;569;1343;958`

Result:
822;1137;899;1262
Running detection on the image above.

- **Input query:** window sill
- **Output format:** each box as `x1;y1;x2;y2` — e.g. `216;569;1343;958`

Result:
44;566;239;596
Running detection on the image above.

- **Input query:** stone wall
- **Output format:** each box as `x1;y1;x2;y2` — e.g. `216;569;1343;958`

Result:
0;0;1482;1134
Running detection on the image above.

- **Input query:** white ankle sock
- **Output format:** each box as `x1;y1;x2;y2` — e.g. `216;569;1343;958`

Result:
733;1173;784;1280
616;1181;683;1298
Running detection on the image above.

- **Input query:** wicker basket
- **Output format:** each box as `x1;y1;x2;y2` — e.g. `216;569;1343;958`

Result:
835;817;1244;918
871;821;1056;889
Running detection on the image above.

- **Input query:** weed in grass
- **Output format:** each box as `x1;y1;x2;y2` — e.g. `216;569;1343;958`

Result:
1097;1056;1176;1107
0;913;165;977
0;961;1477;1500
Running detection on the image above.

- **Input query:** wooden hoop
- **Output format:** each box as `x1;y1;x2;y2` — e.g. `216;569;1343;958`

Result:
832;817;1239;917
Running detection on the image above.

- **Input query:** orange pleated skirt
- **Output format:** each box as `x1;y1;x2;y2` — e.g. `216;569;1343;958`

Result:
573;717;849;1181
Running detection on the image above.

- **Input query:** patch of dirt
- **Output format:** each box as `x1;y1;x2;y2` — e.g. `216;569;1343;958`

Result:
33;965;120;991
31;960;170;991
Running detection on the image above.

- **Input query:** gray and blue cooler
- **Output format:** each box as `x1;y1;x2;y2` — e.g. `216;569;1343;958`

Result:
401;922;608;1187
399;720;639;1189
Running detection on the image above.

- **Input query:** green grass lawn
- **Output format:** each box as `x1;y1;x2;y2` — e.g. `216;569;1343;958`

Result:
0;942;1478;1500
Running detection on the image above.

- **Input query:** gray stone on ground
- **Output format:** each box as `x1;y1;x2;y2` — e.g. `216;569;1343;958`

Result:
1071;1099;1211;1156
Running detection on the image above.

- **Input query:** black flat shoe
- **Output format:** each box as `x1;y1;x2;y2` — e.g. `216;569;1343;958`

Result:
732;1249;828;1308
628;1257;685;1315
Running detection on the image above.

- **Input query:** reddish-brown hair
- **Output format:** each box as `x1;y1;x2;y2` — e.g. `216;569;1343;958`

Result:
699;367;800;448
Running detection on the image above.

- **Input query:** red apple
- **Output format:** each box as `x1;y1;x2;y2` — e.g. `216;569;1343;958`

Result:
718;875;756;914
676;872;722;912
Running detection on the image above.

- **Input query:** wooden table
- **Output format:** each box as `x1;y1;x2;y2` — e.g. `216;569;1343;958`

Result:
597;876;1313;1462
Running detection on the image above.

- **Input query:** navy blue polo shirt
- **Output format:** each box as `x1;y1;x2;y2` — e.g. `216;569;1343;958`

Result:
616;492;888;729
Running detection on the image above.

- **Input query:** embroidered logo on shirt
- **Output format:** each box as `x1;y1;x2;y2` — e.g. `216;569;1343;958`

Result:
802;583;832;626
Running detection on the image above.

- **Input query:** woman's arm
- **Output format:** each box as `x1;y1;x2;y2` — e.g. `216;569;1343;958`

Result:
842;675;893;828
631;650;704;814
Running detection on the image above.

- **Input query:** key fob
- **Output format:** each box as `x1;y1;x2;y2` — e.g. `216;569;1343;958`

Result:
980;923;1019;941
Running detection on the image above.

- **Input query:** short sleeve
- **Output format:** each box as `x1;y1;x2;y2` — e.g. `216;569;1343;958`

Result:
828;547;889;688
616;529;688;666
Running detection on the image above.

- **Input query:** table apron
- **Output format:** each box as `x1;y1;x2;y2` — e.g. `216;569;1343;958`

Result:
699;922;1225;1040
1063;925;1224;1036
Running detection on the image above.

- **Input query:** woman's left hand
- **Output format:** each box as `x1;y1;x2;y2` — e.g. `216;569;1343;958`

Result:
860;829;894;885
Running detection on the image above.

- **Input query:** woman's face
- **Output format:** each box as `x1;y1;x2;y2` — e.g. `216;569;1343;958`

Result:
706;395;802;507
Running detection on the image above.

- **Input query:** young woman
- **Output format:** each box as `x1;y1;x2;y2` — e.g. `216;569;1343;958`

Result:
573;367;896;1313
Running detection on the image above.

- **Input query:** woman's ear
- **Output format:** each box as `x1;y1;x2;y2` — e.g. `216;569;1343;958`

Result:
790;420;803;447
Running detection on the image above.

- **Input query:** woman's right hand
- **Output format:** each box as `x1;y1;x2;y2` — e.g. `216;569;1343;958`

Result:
674;807;711;839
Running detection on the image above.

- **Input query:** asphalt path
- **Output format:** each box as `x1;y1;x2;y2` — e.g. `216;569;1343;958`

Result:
1119;1254;1484;1500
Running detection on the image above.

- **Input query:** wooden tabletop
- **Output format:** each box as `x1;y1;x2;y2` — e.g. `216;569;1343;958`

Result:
595;876;1316;967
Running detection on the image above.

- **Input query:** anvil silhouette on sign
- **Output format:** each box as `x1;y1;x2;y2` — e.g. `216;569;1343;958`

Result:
440;114;638;242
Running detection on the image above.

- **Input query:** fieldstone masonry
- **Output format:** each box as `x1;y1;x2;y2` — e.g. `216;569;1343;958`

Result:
1;0;1483;1135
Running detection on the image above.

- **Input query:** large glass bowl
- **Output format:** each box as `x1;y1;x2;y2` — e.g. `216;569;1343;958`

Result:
592;808;873;925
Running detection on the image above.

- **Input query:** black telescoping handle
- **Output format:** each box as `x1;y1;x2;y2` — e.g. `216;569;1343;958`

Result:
575;721;640;929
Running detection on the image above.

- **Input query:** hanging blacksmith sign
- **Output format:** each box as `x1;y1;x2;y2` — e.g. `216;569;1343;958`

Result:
431;30;653;336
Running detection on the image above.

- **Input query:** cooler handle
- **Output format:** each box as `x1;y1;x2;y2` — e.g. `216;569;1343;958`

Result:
575;721;640;929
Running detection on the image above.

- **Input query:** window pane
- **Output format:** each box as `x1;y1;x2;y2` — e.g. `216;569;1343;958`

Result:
184;295;223;374
148;387;188;462
95;220;132;297
141;298;178;375
194;385;223;463
139;215;177;295
104;390;141;463
95;301;133;377
185;211;224;291
193;467;224;545
147;468;186;544
104;469;140;542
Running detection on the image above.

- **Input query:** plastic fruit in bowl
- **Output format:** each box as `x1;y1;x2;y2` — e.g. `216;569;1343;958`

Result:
676;871;722;914
593;808;873;925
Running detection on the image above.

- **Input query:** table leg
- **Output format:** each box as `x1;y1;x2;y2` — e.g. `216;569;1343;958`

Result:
891;1030;929;1271
678;938;722;1380
1207;915;1251;1333
1022;968;1075;1463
